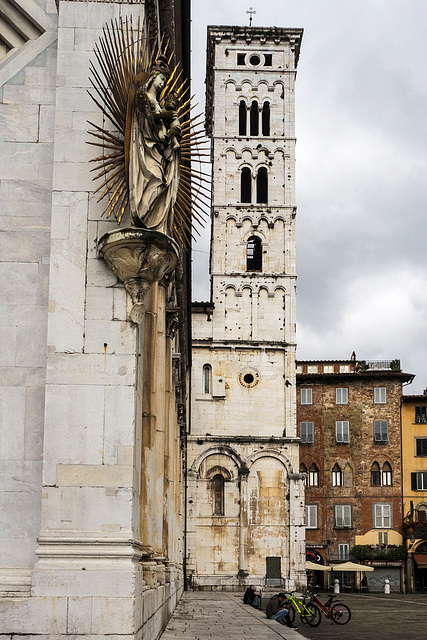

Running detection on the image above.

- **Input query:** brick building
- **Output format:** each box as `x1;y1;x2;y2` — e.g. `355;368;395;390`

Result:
297;357;414;591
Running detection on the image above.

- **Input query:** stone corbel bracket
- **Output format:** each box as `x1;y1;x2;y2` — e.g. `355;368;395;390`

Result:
98;228;180;324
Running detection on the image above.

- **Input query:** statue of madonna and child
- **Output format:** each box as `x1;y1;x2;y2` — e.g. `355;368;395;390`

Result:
127;55;182;238
97;54;183;323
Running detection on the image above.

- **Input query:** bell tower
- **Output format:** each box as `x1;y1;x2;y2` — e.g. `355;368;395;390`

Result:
187;25;306;591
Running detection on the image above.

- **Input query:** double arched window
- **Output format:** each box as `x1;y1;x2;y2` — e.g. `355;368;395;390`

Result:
299;463;319;487
246;236;262;271
371;461;393;486
238;100;270;137
240;167;268;204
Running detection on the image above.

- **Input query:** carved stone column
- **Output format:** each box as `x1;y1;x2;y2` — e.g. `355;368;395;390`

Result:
238;463;250;578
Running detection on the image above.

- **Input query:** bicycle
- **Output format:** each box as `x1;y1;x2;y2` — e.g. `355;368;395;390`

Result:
308;593;351;625
285;591;322;627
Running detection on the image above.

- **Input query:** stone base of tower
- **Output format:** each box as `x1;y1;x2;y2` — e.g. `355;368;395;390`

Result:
186;436;307;595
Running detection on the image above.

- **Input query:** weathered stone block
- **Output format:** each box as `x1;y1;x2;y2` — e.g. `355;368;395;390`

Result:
0;597;67;634
0;387;25;460
56;464;133;488
84;319;136;355
104;386;136;464
0;105;39;142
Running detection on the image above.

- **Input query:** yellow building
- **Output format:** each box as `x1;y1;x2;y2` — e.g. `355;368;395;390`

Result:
402;393;427;591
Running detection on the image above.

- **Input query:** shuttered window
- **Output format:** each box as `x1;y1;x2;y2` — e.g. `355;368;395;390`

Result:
336;388;348;404
301;389;312;405
305;504;318;529
374;421;388;443
336;421;350;443
335;505;351;528
415;407;427;423
412;472;427;490
300;422;314;444
339;544;349;561
374;387;386;403
373;503;392;528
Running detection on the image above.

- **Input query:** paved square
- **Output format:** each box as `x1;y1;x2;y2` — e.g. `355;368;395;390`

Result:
160;591;427;640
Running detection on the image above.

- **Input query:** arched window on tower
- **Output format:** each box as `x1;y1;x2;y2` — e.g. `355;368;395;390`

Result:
256;167;268;204
241;167;252;203
262;101;270;136
371;461;381;486
203;364;212;394
332;463;342;486
309;463;319;487
250;100;259;136
212;474;225;516
239;100;247;136
382;462;392;486
300;463;308;484
246;236;262;271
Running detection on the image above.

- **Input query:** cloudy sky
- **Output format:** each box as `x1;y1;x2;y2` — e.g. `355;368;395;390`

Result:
190;0;427;394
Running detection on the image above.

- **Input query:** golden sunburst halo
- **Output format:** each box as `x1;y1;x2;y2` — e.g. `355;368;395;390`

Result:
87;17;209;247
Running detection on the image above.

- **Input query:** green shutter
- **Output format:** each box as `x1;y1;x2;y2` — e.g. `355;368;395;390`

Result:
412;472;418;491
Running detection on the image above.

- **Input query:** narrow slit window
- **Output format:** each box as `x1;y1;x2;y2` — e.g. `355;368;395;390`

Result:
262;102;270;136
212;474;224;516
203;364;212;394
246;236;262;271
256;167;268;203
250;100;259;136
239;100;247;136
241;167;252;203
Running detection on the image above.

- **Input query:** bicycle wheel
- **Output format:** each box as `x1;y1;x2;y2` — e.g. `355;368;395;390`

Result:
330;602;351;624
303;602;322;627
287;604;296;625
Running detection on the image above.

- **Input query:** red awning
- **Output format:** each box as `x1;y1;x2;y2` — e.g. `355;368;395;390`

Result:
413;554;427;568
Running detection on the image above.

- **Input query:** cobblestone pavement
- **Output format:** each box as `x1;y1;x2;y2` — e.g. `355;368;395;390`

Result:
159;592;301;640
160;591;427;640
295;592;427;640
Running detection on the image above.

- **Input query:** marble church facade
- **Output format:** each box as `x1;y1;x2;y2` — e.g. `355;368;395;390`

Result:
187;25;306;591
0;0;190;637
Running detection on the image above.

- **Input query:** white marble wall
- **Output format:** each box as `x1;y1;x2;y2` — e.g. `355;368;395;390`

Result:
0;0;185;636
0;0;58;595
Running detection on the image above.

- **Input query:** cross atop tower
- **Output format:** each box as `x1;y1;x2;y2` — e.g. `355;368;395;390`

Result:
246;7;256;26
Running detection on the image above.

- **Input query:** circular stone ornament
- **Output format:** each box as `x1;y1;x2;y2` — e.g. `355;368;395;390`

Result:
238;368;260;388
